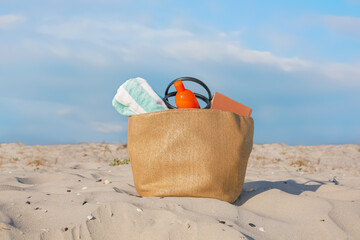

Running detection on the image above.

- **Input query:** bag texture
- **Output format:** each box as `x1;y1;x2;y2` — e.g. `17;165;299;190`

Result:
128;109;254;203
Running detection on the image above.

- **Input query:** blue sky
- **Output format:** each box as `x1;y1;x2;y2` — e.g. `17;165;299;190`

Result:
1;0;359;145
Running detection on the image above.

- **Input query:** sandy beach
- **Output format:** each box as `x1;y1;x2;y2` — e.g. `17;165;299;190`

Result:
0;142;359;240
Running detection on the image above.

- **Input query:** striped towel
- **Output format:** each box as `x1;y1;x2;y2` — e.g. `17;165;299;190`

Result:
112;77;168;116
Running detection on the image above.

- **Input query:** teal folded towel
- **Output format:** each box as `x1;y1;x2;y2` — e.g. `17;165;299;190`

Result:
112;77;168;116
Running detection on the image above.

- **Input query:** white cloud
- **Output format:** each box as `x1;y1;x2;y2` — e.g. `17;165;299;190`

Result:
321;62;360;87
74;49;112;67
0;38;114;67
164;40;309;72
37;19;193;42
91;122;124;133
0;14;26;29
1;17;358;87
36;18;311;72
266;32;298;51
56;107;73;117
36;19;193;66
323;15;360;37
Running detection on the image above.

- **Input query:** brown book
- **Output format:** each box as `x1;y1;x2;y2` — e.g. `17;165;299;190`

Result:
211;92;252;117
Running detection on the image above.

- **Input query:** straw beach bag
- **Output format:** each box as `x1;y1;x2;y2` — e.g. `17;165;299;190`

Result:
128;109;254;203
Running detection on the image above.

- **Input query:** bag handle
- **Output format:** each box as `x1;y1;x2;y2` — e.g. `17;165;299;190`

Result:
163;77;212;109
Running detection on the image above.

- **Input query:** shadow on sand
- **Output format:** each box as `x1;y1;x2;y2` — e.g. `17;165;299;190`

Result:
234;179;326;206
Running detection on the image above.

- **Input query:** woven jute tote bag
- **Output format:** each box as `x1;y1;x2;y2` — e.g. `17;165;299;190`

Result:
128;109;254;203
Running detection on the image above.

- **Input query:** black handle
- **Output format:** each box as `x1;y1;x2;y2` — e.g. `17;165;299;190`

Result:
163;77;212;109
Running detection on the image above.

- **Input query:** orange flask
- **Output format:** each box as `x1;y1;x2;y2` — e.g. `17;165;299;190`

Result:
174;80;200;108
